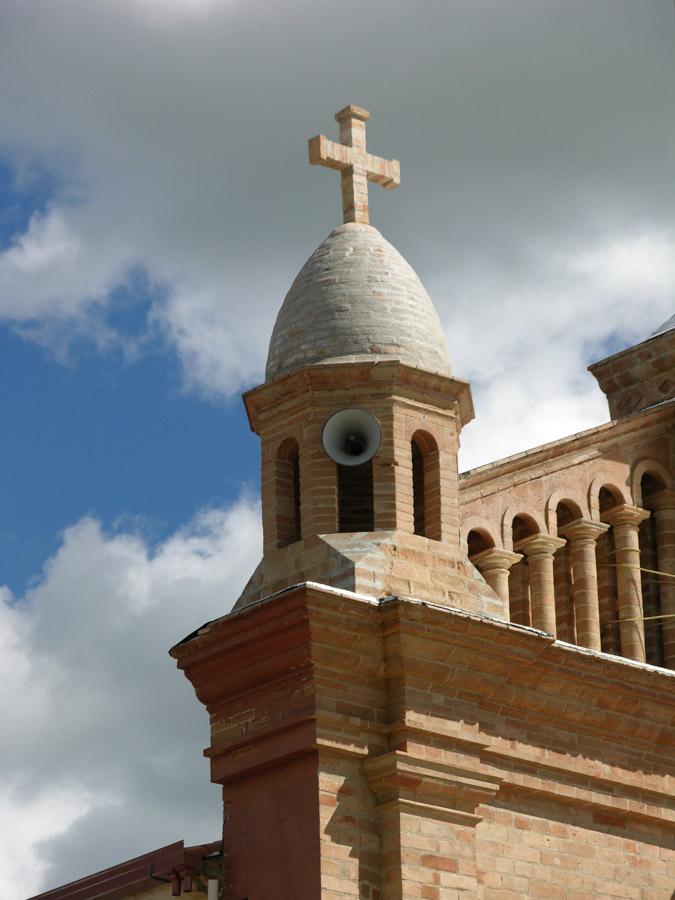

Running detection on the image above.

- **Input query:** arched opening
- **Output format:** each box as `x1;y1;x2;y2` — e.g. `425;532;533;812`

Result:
597;525;619;654
597;484;624;654
555;500;581;529
512;514;538;543
338;461;374;532
509;514;539;626
275;438;301;548
599;485;622;514
640;472;664;666
411;431;441;540
642;472;666;502
467;528;494;558
554;501;581;643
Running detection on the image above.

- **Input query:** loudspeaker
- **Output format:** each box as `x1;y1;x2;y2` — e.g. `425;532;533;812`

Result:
322;408;382;467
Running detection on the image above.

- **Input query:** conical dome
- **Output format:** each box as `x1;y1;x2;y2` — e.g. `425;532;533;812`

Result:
266;222;452;381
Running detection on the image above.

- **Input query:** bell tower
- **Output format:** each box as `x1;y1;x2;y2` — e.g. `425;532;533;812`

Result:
171;106;507;900
235;105;502;618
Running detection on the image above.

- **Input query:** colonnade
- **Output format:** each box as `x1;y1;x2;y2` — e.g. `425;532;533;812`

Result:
469;490;675;668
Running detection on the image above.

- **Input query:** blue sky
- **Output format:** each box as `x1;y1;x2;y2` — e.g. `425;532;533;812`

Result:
0;1;673;897
0;157;261;595
0;320;257;595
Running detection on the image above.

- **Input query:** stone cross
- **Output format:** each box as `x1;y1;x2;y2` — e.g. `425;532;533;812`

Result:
308;105;400;225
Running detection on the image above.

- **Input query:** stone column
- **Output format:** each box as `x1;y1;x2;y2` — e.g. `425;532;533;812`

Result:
470;547;523;605
514;535;567;635
647;490;675;668
559;519;609;651
602;504;651;663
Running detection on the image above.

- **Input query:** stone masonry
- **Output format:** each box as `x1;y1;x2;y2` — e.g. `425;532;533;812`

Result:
172;106;675;899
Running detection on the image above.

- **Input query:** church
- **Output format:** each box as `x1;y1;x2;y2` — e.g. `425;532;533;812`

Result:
32;106;674;899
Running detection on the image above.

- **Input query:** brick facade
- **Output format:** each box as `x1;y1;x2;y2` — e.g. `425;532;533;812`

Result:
171;585;675;899
171;300;674;899
171;109;675;898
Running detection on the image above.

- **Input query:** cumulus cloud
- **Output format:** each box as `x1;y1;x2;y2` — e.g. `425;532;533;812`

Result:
0;0;672;440
0;5;673;893
442;228;675;467
0;497;261;900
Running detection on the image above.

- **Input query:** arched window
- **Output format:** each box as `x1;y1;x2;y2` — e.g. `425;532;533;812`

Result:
411;431;441;540
338;461;374;532
275;438;301;547
597;482;627;656
599;485;622;514
508;514;539;626
640;472;665;666
467;528;494;558
554;500;582;642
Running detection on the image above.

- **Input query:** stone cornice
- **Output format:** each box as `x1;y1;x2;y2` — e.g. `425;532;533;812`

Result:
171;583;675;814
588;324;674;376
364;751;502;827
242;359;474;432
459;399;673;497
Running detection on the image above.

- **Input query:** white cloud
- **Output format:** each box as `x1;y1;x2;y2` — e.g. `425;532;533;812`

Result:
131;0;236;22
0;8;673;893
442;228;675;470
0;498;262;900
568;231;675;295
0;0;672;409
1;779;96;900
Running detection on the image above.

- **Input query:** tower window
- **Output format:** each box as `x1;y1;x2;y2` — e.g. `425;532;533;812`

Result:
338;461;374;532
275;438;301;547
411;431;441;540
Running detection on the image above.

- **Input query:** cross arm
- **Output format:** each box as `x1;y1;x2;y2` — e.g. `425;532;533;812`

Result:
308;134;354;171
366;153;400;190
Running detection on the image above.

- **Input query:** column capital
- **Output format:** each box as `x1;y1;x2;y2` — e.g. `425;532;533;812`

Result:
601;503;651;528
470;547;522;573
645;489;675;513
514;534;566;559
558;518;609;542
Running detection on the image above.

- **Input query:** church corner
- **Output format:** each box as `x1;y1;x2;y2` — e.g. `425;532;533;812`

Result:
169;105;675;899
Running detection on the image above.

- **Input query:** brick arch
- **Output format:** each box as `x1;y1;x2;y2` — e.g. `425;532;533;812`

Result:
410;429;441;540
588;474;630;520
275;436;302;547
631;458;672;506
276;434;301;460
404;419;443;445
461;515;501;553
501;506;545;551
410;428;438;455
545;489;588;534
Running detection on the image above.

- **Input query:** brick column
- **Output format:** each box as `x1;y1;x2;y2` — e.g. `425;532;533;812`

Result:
602;504;651;663
470;547;523;605
647;490;675;668
558;519;609;651
514;535;566;635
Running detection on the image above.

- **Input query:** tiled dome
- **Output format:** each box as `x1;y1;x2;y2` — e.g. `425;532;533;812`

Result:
266;222;451;381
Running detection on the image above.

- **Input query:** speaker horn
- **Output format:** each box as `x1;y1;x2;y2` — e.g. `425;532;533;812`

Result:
322;408;382;467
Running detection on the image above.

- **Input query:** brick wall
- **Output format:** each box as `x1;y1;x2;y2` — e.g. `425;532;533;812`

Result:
172;584;675;900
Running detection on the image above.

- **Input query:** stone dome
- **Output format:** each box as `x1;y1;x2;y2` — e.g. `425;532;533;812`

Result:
265;222;452;381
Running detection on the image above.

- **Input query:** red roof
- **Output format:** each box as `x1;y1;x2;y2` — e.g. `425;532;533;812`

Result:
28;840;222;900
